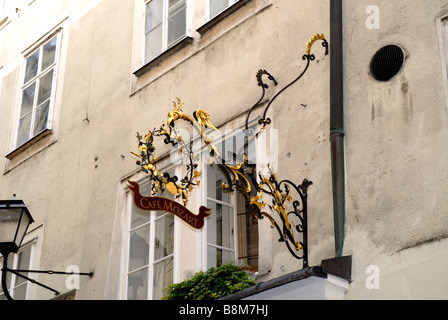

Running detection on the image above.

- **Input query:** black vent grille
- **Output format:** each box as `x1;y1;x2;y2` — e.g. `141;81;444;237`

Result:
370;45;405;82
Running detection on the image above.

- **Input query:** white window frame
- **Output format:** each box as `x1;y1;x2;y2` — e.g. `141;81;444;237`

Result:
0;0;6;19
200;124;261;271
0;0;11;21
124;165;181;300
143;0;190;64
14;31;61;149
0;225;43;300
206;0;239;21
202;162;238;269
437;15;448;113
131;0;271;93
0;0;11;27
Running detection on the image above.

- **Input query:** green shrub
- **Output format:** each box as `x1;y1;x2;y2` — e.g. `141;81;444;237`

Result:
162;264;256;300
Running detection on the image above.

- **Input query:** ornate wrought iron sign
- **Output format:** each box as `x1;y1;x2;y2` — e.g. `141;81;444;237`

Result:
130;34;328;267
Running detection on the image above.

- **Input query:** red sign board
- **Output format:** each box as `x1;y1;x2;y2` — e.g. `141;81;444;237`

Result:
127;180;211;229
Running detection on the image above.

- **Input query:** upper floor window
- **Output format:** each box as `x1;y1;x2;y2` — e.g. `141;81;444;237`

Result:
0;0;5;18
0;0;12;28
439;16;448;111
208;0;239;20
144;0;187;63
16;33;60;148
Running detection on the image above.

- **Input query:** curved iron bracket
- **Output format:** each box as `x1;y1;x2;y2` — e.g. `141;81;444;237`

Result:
246;33;329;134
131;33;329;266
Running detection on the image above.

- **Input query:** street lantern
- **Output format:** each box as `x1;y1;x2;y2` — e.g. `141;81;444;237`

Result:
0;200;33;257
0;199;93;300
0;199;33;300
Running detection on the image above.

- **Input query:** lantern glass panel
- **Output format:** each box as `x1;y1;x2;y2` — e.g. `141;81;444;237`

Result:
0;208;24;245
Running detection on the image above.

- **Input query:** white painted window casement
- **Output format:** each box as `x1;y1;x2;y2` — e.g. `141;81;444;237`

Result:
207;0;240;20
0;0;12;28
15;32;60;148
0;244;33;300
438;16;448;112
204;163;237;269
201;127;259;271
125;167;180;300
0;226;43;300
131;0;271;92
144;0;188;64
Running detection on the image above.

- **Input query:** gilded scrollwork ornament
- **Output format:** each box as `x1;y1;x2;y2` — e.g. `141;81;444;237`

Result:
131;33;328;266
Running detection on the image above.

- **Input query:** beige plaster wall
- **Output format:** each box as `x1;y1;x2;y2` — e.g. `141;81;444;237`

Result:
343;0;448;299
1;0;447;300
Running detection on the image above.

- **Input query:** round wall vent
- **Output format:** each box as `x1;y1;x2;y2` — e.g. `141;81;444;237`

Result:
370;45;405;81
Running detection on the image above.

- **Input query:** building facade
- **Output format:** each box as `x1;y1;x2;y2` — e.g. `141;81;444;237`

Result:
0;0;448;300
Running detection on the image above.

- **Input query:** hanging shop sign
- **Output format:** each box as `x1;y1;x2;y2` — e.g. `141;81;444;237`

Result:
130;33;328;266
127;180;211;229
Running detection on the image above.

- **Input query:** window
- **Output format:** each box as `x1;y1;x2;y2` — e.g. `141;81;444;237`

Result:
0;243;33;300
204;129;258;271
126;169;177;300
132;0;270;92
16;33;60;148
208;0;240;20
206;164;236;268
439;16;448;110
0;0;5;18
0;0;12;28
144;0;187;63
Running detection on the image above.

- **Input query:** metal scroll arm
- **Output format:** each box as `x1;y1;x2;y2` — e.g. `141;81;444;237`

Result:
245;69;278;131
250;170;313;266
245;33;329;133
1;254;93;299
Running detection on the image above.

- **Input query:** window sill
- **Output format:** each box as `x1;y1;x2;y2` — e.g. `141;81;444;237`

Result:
5;129;53;160
0;16;7;26
130;0;271;95
133;36;194;78
197;0;253;35
0;16;10;31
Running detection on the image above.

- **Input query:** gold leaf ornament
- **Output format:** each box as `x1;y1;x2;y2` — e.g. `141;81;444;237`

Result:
166;182;178;195
306;33;326;56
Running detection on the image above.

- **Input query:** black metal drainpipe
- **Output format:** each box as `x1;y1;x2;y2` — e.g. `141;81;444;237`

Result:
330;0;345;258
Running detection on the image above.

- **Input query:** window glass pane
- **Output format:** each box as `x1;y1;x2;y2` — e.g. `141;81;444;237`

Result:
130;183;152;229
145;26;163;62
0;254;14;299
129;225;150;272
41;36;57;71
17;113;32;146
207;246;234;269
145;0;163;33
153;256;173;300
24;50;39;83
16;246;32;287
131;206;151;229
210;0;229;19
207;200;234;248
207;165;231;203
169;0;182;7
20;83;36;117
167;4;186;47
127;268;148;300
154;214;174;261
237;192;258;270
33;100;50;135
37;70;53;105
12;283;27;300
